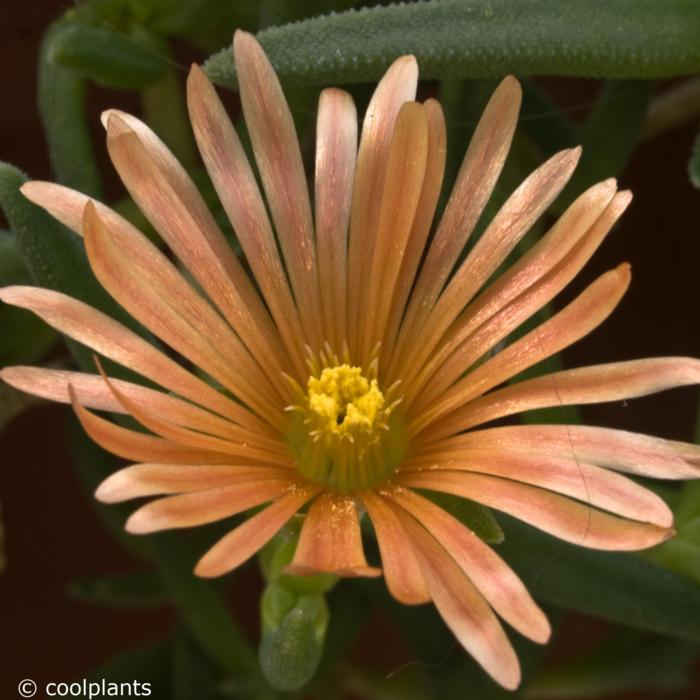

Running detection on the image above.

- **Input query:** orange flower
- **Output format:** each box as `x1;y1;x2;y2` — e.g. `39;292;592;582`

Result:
2;31;700;689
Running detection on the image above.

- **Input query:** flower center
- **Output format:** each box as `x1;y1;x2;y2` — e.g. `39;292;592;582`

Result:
287;361;406;491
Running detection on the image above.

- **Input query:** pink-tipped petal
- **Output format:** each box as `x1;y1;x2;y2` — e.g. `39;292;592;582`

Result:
186;64;307;377
432;425;700;480
390;76;522;376
444;357;700;436
69;391;233;465
0;366;284;454
234;31;321;350
104;111;287;381
81;201;283;425
391;503;521;690
315;87;357;349
402;449;673;528
95;463;291;503
286;493;381;578
361;101;429;363
195;484;321;578
397;470;674;551
347;53;418;355
388;487;550;643
411;264;631;436
395;146;582;388
359;490;431;604
126;478;296;534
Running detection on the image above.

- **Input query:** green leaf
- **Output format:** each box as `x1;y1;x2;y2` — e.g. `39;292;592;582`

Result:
0;162;148;373
417;490;504;544
527;632;699;698
67;572;168;607
205;0;700;89
39;21;102;198
49;24;169;89
689;129;700;188
499;516;700;641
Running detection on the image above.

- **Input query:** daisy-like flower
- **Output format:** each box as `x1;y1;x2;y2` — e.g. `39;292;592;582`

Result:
2;31;700;689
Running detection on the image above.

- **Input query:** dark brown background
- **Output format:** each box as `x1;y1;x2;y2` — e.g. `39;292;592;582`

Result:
1;1;699;699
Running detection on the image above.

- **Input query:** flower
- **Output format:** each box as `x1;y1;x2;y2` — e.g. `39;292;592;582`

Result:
2;31;700;689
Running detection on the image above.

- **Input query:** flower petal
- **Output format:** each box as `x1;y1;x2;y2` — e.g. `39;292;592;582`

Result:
0;286;248;424
359;490;430;604
234;31;322;350
395;146;581;386
315;87;357;350
390;76;521;376
70;394;233;465
408;184;627;408
81;201;283;425
411;264;631;437
0;366;284;453
126;478;297;534
391;503;521;690
437;357;700;438
361;101;429;364
387;487;550;643
286;493;382;577
347;54;418;354
397;470;674;551
402;449;673;527
104;110;286;378
381;98;447;364
195;484;321;578
186;64;306;377
432;425;700;480
96;463;291;503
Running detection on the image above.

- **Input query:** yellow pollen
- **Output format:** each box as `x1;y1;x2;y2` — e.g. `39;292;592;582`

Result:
287;359;406;492
307;365;385;435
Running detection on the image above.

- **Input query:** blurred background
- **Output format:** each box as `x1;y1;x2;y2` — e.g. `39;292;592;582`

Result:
1;1;699;698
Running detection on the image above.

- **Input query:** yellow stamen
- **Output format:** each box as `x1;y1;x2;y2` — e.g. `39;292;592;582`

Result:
287;359;406;491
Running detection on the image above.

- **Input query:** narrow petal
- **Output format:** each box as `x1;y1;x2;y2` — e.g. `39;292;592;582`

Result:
347;54;418;355
186;64;306;377
358;490;430;604
126;478;297;534
390;76;521;376
410;264;631;437
70;395;234;465
387;487;550;643
234;31;322;349
286;493;382;577
394;146;581;387
361;101;429;364
437;357;700;437
315;87;357;349
430;425;700;480
381;98;447;364
397;470;674;551
195;485;321;578
402;449;673;527
0;286;252;426
96;463;291;503
96;365;288;465
82;202;283;425
104;111;287;379
410;190;633;410
391;503;521;690
0;366;285;453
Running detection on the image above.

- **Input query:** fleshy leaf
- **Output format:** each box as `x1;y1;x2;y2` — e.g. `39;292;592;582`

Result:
48;24;169;89
499;516;700;641
205;0;700;88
